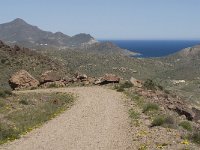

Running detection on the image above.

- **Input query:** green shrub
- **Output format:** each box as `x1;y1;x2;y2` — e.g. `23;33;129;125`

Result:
125;92;144;107
0;89;12;98
1;59;7;64
19;99;29;105
152;116;165;126
157;85;164;91
114;85;125;92
120;81;133;89
143;79;157;90
179;121;192;131
4;90;12;96
191;131;200;144
0;100;5;108
30;87;37;90
0;91;6;98
0;123;20;144
48;83;58;88
151;115;176;128
163;115;177;128
129;109;140;119
164;90;170;94
143;79;164;91
114;81;133;92
143;103;159;113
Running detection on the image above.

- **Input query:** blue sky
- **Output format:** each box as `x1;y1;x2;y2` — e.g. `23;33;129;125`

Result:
0;0;200;40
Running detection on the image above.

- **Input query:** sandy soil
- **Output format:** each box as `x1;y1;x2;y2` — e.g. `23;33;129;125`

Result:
0;86;133;150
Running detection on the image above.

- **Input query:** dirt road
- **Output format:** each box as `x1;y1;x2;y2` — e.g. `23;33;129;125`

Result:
1;86;132;150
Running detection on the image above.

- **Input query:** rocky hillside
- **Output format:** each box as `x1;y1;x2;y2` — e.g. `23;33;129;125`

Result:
79;42;137;56
0;18;97;48
155;45;200;80
0;41;69;89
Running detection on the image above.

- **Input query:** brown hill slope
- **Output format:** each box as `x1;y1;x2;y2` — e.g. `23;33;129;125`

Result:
0;41;69;88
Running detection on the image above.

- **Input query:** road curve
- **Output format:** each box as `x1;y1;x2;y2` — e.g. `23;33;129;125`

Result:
0;86;133;150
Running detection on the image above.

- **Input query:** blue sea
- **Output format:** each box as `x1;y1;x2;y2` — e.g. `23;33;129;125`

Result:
100;40;200;58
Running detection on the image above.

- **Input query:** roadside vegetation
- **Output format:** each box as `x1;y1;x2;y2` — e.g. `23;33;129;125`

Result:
142;103;159;114
114;80;200;148
114;81;133;92
0;89;12;98
0;92;74;145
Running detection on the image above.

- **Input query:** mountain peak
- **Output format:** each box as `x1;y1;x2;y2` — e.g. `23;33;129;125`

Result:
11;18;28;25
12;18;26;23
0;19;96;48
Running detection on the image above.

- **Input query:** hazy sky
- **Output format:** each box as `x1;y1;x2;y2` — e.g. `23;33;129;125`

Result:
0;0;200;40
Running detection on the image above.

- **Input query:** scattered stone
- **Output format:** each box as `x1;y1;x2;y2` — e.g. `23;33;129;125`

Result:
179;115;187;120
168;105;175;110
94;78;103;85
62;76;72;84
87;77;96;84
9;70;39;90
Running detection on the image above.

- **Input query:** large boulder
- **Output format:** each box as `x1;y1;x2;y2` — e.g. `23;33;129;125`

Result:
75;73;88;81
40;70;61;84
130;77;143;88
9;70;39;90
95;74;120;85
103;74;120;82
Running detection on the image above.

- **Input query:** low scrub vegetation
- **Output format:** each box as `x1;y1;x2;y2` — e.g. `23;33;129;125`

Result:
142;103;159;113
114;81;133;92
0;89;12;98
48;83;58;88
114;85;125;92
125;92;144;107
119;81;133;89
151;115;176;128
143;79;163;91
0;92;74;145
190;131;200;144
129;108;140;119
179;121;192;131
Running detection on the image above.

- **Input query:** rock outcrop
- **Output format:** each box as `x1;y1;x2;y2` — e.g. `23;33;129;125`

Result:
40;70;62;84
95;74;120;85
130;77;143;88
75;73;88;81
174;106;195;121
9;70;39;90
136;87;199;122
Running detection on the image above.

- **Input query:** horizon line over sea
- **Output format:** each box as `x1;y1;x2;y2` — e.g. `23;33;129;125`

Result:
99;40;200;58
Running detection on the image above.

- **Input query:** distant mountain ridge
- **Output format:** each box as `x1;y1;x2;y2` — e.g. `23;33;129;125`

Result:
173;45;200;58
0;18;97;48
